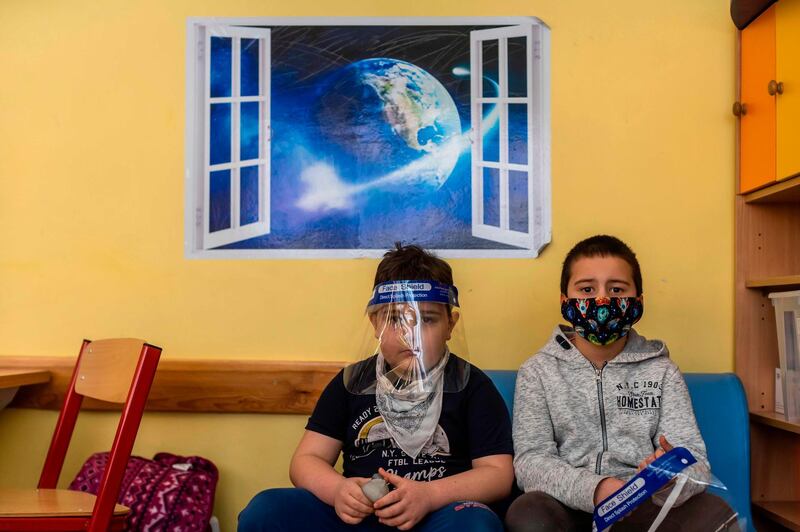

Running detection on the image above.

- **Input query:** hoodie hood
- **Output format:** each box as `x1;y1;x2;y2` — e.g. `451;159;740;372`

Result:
540;325;668;365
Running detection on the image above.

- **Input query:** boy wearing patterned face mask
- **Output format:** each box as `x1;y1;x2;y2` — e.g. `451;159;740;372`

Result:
505;235;737;532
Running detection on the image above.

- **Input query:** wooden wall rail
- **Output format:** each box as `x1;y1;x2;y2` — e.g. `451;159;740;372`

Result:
0;357;346;415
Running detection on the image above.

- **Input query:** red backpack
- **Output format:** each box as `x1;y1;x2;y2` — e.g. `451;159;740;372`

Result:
69;452;218;532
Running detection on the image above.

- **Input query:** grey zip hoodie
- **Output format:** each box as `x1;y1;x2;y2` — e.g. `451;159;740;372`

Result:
513;326;710;513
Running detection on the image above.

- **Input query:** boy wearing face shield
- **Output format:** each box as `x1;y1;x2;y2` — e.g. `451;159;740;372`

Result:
505;235;737;532
239;244;513;532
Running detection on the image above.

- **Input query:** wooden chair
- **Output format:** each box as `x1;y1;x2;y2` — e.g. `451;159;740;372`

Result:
0;338;162;532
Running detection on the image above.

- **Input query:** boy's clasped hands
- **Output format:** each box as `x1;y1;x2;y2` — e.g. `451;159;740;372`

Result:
334;469;431;530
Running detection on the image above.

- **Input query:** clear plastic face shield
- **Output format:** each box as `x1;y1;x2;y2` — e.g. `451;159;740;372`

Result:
344;280;470;395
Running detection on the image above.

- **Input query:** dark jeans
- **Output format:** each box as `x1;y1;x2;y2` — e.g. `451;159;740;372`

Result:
239;487;504;532
504;491;740;532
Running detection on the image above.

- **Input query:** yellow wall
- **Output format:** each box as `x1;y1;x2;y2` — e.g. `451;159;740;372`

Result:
0;0;736;528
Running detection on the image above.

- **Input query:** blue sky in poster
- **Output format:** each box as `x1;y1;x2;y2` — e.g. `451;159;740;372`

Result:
210;25;530;250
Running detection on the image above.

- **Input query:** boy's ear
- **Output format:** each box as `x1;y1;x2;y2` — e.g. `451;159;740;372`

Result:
560;294;568;304
368;313;381;339
449;310;460;328
447;310;460;340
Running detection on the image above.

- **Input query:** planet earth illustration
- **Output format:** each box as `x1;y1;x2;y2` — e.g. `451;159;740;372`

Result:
312;58;462;190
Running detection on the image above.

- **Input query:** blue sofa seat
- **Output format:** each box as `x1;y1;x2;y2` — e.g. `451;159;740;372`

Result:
485;371;753;531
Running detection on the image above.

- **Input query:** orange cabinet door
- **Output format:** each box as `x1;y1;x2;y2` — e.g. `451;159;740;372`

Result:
740;4;776;193
776;0;800;182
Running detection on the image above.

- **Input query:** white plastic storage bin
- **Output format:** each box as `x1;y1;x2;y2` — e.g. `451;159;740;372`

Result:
769;290;800;421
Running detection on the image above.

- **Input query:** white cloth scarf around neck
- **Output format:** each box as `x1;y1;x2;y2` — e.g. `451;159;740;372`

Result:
374;350;449;459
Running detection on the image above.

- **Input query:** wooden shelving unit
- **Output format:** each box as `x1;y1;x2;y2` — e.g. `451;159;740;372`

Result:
736;149;800;532
735;3;800;528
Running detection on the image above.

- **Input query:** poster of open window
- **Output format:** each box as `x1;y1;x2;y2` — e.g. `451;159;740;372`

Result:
185;17;550;258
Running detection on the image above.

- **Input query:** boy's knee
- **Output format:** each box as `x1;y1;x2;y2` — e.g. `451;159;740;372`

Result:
238;488;299;531
505;491;573;532
445;501;503;532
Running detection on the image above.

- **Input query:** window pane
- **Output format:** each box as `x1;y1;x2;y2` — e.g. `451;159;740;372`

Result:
509;171;529;233
483;167;500;227
241;38;260;97
508;36;528;97
482;104;499;163
482;40;499;98
210;36;232;98
240;166;260;226
240;101;260;161
209;170;231;233
210;103;231;165
509;104;528;165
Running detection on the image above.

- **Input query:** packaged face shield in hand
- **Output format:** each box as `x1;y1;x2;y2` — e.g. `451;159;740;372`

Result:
592;448;743;532
343;280;470;458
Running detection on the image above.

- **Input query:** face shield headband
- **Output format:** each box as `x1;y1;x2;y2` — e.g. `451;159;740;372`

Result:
367;280;459;308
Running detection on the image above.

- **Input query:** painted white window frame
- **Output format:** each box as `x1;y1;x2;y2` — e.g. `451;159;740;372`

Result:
189;24;272;251
470;24;550;255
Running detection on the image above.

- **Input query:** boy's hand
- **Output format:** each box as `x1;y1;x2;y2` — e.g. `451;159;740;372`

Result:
333;477;374;525
593;477;626;506
373;467;433;530
637;435;674;472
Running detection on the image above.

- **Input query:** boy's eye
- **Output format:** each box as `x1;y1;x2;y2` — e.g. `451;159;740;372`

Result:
579;287;593;293
386;310;419;326
610;287;623;294
387;314;405;325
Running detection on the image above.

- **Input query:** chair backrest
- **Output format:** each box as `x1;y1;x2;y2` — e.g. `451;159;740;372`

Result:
38;338;162;532
75;338;152;403
484;370;754;531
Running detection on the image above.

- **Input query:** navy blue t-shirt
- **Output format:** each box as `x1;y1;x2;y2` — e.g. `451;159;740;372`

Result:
306;355;513;482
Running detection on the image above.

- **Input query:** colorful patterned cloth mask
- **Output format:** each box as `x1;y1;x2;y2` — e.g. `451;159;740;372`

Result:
560;296;643;346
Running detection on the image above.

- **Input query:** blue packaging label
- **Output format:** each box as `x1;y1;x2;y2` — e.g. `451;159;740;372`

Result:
368;280;459;307
593;447;697;531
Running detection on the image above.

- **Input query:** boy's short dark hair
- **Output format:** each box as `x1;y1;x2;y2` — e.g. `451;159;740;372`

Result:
560;235;643;295
374;242;453;287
